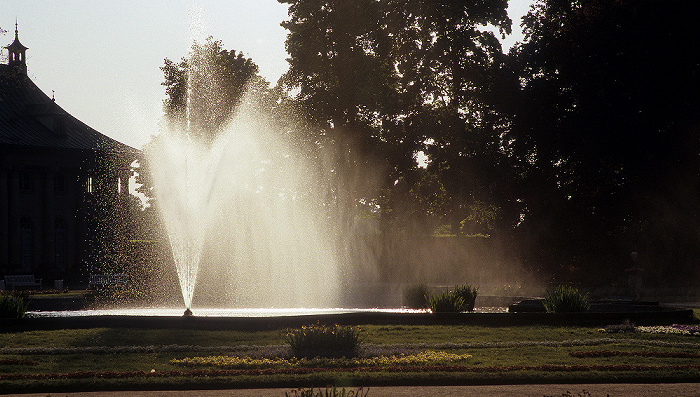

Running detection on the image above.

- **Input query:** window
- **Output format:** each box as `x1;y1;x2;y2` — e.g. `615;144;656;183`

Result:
86;176;93;193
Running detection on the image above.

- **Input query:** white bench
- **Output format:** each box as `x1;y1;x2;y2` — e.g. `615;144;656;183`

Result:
88;274;129;289
4;275;42;290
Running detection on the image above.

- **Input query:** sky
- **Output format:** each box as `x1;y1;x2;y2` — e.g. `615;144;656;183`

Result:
1;0;533;150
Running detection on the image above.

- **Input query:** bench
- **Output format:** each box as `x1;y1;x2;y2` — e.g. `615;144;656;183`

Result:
88;274;129;289
4;275;42;290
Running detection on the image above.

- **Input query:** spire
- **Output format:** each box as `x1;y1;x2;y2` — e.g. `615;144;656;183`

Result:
6;20;28;75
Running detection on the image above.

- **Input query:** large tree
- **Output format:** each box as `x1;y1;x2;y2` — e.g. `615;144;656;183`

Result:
382;0;518;235
509;0;700;284
279;0;518;236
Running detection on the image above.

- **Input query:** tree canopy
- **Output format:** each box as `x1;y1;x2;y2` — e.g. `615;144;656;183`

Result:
137;0;698;288
508;0;700;282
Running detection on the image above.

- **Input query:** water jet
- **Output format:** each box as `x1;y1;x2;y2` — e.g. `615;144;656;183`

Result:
146;37;342;310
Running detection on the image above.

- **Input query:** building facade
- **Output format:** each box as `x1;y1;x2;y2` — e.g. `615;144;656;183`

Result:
0;27;139;286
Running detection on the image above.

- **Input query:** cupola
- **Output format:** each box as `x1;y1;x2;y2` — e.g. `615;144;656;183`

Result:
6;22;28;75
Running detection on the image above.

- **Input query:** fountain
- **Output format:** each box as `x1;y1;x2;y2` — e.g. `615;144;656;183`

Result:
146;38;343;315
11;27;696;329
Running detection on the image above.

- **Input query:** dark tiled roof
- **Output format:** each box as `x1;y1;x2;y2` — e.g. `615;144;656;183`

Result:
0;65;138;155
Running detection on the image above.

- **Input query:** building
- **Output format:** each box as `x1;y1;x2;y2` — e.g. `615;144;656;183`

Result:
0;26;139;286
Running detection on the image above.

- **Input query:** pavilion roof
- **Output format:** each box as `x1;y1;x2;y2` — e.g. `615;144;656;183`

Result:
0;67;139;156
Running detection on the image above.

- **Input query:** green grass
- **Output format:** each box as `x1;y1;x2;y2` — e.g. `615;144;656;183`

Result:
1;324;700;393
0;328;284;348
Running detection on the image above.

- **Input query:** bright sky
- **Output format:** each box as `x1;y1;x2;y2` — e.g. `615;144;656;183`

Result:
1;0;532;150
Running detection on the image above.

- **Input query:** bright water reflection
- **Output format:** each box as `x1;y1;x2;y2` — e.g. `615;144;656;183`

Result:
27;307;507;317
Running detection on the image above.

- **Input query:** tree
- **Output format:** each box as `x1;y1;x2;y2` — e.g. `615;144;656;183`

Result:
279;0;518;235
279;0;402;271
509;0;700;284
135;38;276;235
161;37;270;145
381;0;518;235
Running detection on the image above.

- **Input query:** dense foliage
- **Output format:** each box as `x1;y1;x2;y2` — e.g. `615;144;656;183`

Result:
132;0;699;290
507;0;700;283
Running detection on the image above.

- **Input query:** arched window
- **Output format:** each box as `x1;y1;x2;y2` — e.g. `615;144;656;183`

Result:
19;218;33;271
55;218;67;271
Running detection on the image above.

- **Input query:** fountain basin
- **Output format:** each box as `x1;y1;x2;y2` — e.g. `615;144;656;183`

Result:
4;305;692;331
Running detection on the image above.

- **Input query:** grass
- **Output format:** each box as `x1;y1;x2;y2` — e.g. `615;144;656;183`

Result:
1;323;700;393
0;327;284;348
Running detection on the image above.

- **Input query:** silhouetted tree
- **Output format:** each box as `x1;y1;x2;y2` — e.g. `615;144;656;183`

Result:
279;0;519;236
382;0;519;235
509;0;700;285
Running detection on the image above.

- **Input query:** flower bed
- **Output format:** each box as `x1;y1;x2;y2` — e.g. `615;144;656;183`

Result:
570;350;700;359
3;338;700;356
0;358;37;366
600;323;700;336
170;350;472;369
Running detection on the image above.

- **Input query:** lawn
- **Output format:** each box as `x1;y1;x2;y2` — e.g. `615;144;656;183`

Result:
1;320;700;393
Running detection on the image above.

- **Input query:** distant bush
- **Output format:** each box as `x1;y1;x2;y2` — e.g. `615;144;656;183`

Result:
426;285;478;313
544;285;590;313
286;323;362;358
403;283;430;309
0;292;29;318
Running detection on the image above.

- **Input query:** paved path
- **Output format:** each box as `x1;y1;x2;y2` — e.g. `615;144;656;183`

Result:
5;384;700;396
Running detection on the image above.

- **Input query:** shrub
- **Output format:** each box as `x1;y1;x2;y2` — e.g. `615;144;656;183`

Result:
454;285;478;311
543;285;590;313
0;292;29;318
403;283;430;309
286;323;362;358
426;290;464;313
426;285;478;313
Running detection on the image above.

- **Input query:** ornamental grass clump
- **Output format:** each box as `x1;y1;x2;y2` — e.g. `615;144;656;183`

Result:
427;291;465;313
286;323;362;358
454;285;478;311
426;285;478;313
0;292;29;318
543;285;590;313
